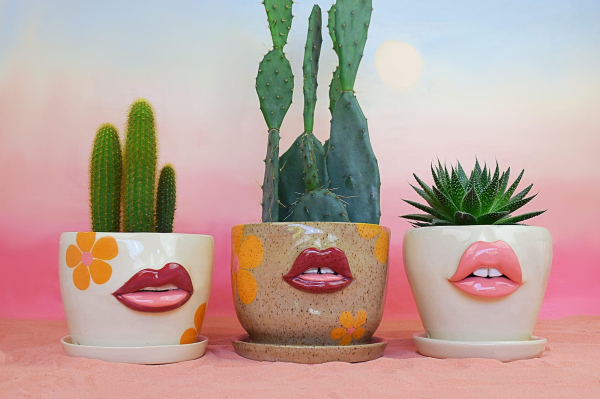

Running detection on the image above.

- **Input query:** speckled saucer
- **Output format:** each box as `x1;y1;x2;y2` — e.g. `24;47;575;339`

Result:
413;333;547;362
232;335;387;364
61;335;208;364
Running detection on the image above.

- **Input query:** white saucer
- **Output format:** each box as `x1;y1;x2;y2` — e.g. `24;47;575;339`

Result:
60;335;208;364
413;332;547;362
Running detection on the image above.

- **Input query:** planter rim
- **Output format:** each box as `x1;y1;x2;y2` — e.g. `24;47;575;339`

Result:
61;232;214;239
403;224;549;236
234;222;387;228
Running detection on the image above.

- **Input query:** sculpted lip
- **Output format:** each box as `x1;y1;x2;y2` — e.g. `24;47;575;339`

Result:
283;247;352;293
449;241;522;298
113;263;193;312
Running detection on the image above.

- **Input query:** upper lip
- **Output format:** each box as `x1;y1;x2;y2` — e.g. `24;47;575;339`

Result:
283;247;353;293
113;263;194;312
449;241;522;298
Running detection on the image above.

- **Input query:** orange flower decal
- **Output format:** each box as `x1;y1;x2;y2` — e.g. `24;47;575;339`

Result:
356;224;389;263
180;303;207;345
232;227;264;305
330;310;367;346
65;233;117;290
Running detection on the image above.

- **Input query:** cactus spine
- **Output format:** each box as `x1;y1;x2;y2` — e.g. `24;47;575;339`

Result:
90;99;177;233
90;123;122;232
256;1;380;225
156;164;176;233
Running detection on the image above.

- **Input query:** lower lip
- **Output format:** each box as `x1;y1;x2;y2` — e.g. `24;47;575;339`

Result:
118;290;191;310
451;277;520;298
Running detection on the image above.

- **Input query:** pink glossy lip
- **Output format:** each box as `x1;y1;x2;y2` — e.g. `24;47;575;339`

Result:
113;263;193;312
449;241;522;298
283;248;353;293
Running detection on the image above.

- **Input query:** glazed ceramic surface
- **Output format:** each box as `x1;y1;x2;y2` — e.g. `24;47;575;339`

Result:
231;222;390;346
404;226;552;341
59;232;213;347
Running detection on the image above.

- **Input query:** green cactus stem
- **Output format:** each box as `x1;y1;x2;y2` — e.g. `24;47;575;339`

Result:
329;67;342;115
327;4;338;53
90;123;122;232
302;5;322;133
262;129;280;222
291;189;349;222
156;164;176;233
264;0;293;50
256;49;294;130
335;0;372;91
123;99;157;232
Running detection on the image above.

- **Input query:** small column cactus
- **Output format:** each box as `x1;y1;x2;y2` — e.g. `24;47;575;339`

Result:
256;0;380;224
89;99;177;233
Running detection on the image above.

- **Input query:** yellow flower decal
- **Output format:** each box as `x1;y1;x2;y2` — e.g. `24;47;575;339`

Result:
232;227;264;305
180;303;207;345
356;224;389;263
330;310;367;346
375;230;390;263
66;233;117;290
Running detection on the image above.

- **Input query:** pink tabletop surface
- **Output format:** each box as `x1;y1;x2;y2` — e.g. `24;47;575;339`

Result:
1;316;599;398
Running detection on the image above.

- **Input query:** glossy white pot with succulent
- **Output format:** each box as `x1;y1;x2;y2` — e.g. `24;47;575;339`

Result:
401;160;552;359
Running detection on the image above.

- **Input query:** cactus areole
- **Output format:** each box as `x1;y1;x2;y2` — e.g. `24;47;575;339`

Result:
89;99;177;233
257;0;381;225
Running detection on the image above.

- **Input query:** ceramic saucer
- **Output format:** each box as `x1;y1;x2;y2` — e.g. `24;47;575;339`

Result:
413;332;547;362
60;335;208;364
232;335;387;364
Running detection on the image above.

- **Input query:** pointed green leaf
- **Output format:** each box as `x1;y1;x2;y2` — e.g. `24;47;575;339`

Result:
401;214;435;222
500;169;524;205
413;173;440;207
498;167;510;196
403;199;452;221
477;211;509;224
454;211;477;225
495;210;546;225
457;161;468;188
450;167;466;205
433;186;459;214
497;194;537;214
461;187;481;216
480;170;500;212
430;164;444;190
432;219;454;226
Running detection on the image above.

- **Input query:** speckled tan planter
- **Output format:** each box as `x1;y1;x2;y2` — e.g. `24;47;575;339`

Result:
231;222;390;346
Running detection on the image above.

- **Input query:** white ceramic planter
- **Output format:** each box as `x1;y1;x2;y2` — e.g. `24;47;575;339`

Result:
404;226;552;341
59;232;214;347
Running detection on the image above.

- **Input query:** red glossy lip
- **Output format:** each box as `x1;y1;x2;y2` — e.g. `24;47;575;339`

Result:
113;263;194;312
449;241;522;298
283;248;353;293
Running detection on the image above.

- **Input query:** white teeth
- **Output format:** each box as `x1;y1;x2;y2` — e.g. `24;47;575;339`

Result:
319;267;335;274
139;284;179;292
473;268;488;278
303;268;319;274
488;268;502;277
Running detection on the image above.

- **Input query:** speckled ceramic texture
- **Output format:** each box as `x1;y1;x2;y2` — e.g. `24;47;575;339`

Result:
231;222;390;346
232;335;388;364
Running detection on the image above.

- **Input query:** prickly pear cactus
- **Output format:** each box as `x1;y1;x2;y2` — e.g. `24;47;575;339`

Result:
90;123;122;232
156;164;176;233
264;0;293;51
326;0;380;224
255;1;381;225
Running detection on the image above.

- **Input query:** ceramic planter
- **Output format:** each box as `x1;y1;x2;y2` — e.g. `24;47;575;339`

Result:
231;222;390;350
404;225;552;342
59;232;214;348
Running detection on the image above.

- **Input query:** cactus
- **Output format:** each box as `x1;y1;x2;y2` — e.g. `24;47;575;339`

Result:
123;99;158;232
255;1;380;225
89;99;178;233
156;164;176;233
257;0;294;222
90;123;122;232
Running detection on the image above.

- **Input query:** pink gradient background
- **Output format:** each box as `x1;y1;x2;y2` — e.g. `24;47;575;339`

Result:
1;1;599;320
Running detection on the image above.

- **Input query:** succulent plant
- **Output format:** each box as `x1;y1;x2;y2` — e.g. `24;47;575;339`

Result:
401;159;546;227
89;99;176;233
257;0;380;225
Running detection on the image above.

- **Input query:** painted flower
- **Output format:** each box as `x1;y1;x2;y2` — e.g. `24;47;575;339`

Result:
231;227;264;305
356;223;389;263
65;232;117;290
330;310;367;346
180;303;207;345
